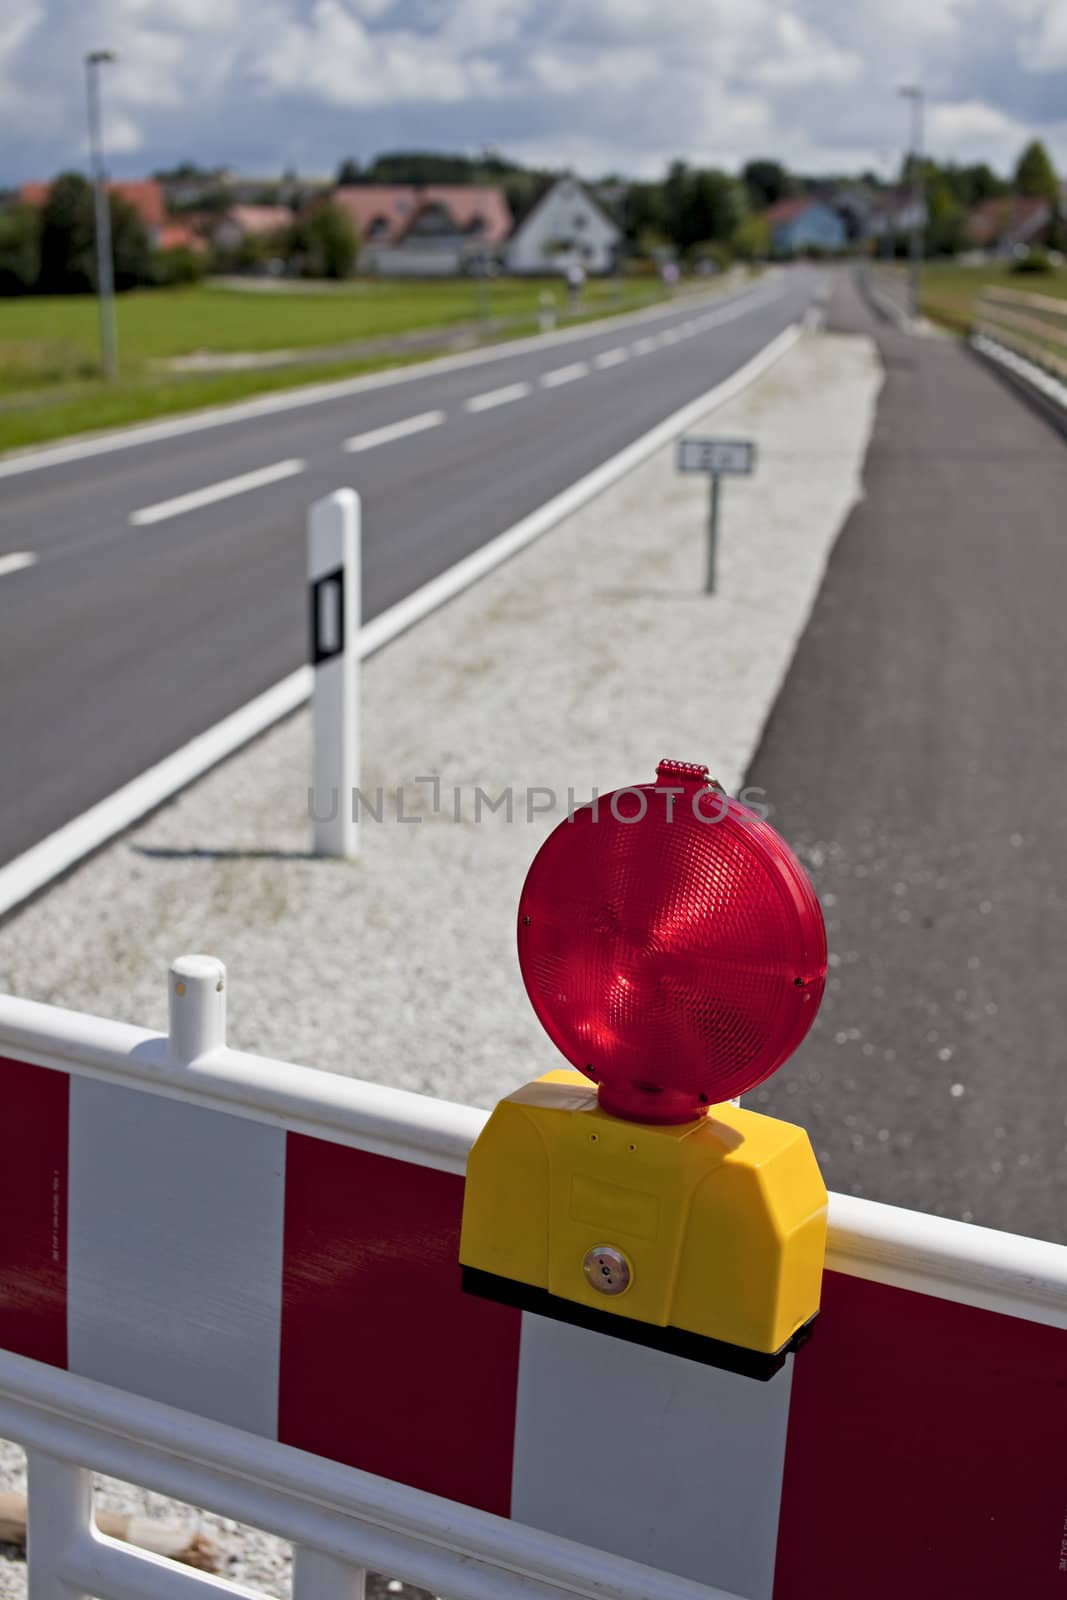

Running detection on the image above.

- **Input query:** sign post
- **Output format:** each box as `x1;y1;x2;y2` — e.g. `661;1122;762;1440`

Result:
308;488;360;859
676;436;755;594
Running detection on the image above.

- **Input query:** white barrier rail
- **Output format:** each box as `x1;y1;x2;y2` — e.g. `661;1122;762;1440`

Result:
1;956;1066;1600
1;958;1063;1326
973;283;1067;383
1;1346;737;1600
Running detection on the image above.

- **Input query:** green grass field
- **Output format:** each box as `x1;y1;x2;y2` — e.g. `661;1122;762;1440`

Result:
917;261;1067;335
0;276;672;451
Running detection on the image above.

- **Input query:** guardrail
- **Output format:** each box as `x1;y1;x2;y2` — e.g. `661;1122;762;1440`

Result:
1;955;1065;1599
973;284;1067;383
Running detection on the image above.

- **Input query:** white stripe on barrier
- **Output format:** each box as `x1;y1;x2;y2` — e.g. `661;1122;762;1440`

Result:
511;1314;792;1600
68;1079;286;1435
0;1348;738;1600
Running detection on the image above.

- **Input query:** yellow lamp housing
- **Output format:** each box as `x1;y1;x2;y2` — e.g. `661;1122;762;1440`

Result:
460;1070;828;1381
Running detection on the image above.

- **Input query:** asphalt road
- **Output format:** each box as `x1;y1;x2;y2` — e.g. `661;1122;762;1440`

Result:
0;270;812;868
752;272;1067;1245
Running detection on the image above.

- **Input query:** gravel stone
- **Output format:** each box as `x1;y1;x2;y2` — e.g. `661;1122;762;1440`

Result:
0;329;879;1595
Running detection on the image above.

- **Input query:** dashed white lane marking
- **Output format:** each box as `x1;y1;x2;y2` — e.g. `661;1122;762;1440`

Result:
631;336;658;355
343;410;445;453
129;459;306;526
0;551;37;579
593;348;629;370
465;381;532;413
541;361;590;389
659;328;680;346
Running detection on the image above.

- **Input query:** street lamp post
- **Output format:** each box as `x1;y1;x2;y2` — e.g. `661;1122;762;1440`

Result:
898;83;925;321
85;49;118;380
475;143;493;328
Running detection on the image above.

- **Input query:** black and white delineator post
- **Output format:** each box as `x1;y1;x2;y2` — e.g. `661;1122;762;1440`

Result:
308;488;360;858
676;436;756;594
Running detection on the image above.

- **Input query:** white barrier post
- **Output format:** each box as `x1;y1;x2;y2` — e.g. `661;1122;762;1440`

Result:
26;1453;92;1600
168;953;227;1063
308;489;360;858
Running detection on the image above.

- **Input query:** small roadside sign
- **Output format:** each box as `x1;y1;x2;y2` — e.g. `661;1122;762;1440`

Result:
676;436;757;594
677;437;756;476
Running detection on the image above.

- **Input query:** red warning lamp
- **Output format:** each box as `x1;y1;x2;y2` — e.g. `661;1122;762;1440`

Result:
460;759;831;1377
518;759;826;1124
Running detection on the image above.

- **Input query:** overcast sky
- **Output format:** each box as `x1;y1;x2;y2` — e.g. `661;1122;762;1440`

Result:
3;0;1066;186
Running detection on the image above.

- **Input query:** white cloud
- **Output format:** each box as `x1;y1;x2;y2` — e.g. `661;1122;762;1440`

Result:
752;13;863;87
252;0;504;107
2;0;1066;183
927;98;1031;166
1019;0;1067;71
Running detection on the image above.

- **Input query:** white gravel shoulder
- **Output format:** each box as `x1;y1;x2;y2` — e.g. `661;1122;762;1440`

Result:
0;327;880;1110
0;327;880;1595
0;334;883;1113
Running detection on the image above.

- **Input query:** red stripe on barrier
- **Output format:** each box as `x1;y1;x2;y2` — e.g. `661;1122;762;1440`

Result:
278;1136;521;1515
0;1057;68;1368
773;1270;1067;1598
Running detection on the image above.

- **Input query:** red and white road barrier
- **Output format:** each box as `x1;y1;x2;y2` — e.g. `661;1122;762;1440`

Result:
0;956;1064;1600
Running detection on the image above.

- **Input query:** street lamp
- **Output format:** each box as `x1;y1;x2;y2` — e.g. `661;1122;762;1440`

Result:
898;83;925;320
85;49;118;380
475;142;493;328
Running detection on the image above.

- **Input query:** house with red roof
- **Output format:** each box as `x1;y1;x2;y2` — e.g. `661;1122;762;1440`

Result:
331;184;512;275
19;179;168;243
965;195;1053;256
211;204;294;253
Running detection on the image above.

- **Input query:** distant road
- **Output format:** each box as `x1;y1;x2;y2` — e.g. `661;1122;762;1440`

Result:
0;269;813;868
753;271;1067;1245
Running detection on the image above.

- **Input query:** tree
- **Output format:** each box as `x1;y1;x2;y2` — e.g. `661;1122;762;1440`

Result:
335;157;362;186
742;160;794;210
109;192;152;289
732;214;771;261
924;167;965;256
0;204;41;294
365;150;478;185
952;162;1007;206
287;202;358;279
662;162;746;253
36;172;151;293
37;172;97;293
621;181;667;248
1014;140;1058;202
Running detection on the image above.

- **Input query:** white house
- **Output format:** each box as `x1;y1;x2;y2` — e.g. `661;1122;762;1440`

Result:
506;178;621;276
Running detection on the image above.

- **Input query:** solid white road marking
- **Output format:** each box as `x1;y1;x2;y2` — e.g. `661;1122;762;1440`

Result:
0;552;37;579
0;276;785;482
465;382;531;413
541;361;589;389
343;410;445;453
631;336;658;355
130;459;306;526
0;322;801;920
593;348;629;370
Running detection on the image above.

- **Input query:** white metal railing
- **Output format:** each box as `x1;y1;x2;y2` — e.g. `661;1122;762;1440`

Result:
0;1345;738;1600
1;955;1065;1600
1;956;1063;1326
973;283;1067;383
